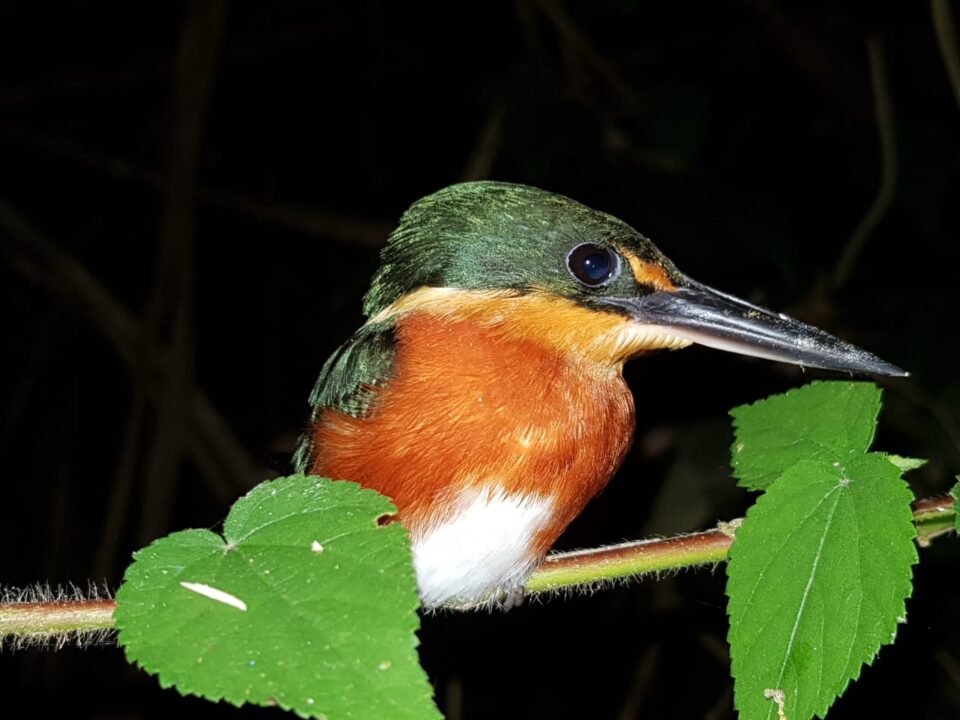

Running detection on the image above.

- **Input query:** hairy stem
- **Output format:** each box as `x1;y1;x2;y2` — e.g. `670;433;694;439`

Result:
0;600;115;636
526;525;735;594
913;495;956;545
1;496;953;640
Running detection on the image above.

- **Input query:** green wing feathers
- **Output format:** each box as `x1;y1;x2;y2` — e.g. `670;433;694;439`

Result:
293;321;396;472
307;321;397;418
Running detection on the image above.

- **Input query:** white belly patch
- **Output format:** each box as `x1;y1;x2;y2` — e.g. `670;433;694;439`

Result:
411;487;555;607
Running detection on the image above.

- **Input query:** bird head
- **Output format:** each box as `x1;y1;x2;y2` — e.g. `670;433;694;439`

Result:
363;181;905;377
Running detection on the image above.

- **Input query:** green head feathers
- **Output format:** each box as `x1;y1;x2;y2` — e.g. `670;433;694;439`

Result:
362;181;681;317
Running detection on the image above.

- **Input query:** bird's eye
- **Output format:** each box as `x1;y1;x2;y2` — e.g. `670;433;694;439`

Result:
566;243;620;287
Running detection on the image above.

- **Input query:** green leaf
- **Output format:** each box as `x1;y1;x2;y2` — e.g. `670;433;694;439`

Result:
115;474;440;720
886;455;927;473
727;454;917;720
730;381;881;491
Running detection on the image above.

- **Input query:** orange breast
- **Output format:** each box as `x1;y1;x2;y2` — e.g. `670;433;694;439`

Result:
308;307;636;561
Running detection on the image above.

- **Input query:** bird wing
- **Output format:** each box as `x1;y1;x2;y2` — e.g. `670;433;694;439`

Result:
307;320;397;418
292;320;397;472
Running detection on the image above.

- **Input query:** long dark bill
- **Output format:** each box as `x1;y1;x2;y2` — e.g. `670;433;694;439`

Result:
603;278;907;377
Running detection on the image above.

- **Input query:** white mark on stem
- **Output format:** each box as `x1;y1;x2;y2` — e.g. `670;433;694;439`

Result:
180;582;248;611
311;540;324;554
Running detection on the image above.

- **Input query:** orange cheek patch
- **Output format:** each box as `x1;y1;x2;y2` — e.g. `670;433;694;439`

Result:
623;252;676;292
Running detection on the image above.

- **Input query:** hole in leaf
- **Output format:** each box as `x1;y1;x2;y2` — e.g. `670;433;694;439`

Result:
376;512;399;527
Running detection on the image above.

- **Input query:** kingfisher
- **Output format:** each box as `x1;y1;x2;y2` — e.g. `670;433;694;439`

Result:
294;181;905;608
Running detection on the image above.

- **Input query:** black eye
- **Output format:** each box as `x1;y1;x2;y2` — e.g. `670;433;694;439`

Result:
566;243;619;287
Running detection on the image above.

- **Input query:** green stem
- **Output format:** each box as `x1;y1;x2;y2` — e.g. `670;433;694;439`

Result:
913;495;956;544
525;525;735;594
1;497;954;638
0;598;115;647
523;494;954;598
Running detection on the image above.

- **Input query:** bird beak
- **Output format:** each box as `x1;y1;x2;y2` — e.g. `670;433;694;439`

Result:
602;277;907;376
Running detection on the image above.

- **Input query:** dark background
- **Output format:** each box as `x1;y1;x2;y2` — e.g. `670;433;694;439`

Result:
3;1;960;717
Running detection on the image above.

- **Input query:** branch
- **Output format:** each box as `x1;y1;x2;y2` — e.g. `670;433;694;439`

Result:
531;493;953;595
749;0;872;124
0;586;115;650
525;524;735;595
0;200;260;497
532;0;642;111
3;496;952;643
0;123;392;248
137;0;225;544
459;106;505;182
831;33;898;289
933;0;960;114
0;600;115;649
